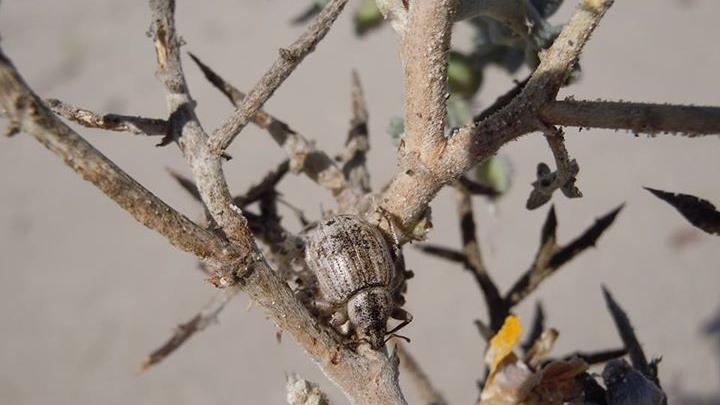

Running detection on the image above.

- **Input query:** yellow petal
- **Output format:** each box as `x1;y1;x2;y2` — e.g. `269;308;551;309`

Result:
486;315;522;372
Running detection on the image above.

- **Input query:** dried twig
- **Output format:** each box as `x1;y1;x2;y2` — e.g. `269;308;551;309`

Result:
0;48;233;269
188;53;356;209
395;343;448;405
154;172;303;368
458;176;499;197
521;302;546;354
150;0;257;280
505;204;623;307
644;187;720;236
233;160;290;207
415;244;466;264
209;0;349;154
46;98;168;137
169;162;304;265
527;125;582;209
339;70;371;194
562;348;628;365
541;99;720;136
602;286;657;384
473;77;530;124
142;287;240;370
455;185;505;330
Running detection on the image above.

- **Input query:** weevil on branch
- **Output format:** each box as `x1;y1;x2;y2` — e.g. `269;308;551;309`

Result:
304;214;413;350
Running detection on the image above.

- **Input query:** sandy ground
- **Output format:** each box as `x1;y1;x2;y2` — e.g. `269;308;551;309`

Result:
1;1;719;404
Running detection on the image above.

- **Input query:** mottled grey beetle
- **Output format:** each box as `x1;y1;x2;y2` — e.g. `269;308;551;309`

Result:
304;214;412;349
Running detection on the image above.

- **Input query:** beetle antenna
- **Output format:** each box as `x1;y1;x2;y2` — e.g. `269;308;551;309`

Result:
385;333;411;344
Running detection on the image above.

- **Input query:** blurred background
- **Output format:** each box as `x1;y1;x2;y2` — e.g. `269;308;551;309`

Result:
0;0;719;404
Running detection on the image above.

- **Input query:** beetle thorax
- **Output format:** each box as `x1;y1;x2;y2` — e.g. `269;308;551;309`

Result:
347;286;390;350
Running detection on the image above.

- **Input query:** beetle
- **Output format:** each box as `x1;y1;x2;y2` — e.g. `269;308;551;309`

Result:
304;214;412;349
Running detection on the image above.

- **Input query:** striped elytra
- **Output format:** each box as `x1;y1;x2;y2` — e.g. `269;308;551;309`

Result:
304;215;394;305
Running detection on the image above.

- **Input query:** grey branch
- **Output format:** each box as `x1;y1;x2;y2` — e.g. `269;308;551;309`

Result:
149;0;259;286
46;98;169;137
373;0;616;241
148;2;407;403
188;53;358;210
339;70;371;194
142;286;240;371
541;99;720;136
0;48;234;271
208;0;349;154
398;0;456;170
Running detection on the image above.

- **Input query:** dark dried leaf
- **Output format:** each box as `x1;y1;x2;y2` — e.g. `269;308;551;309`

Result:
602;286;657;385
415;244;467;264
549;204;623;269
291;3;323;25
541;205;558;246
505;204;623;307
562;348;627;365
168;169;202;202
645;187;720;236
458;175;500;197
522;302;546;353
188;52;243;107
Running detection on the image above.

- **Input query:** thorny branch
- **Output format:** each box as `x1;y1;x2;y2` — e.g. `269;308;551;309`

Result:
602;286;658;385
373;0;616;241
420;203;623;335
339;70;371;195
46;98;169;137
142;286;240;370
505;204;623;307
188;53;358;210
208;0;349;154
541;99;720;136
0;49;233;268
149;1;407;404
149;0;258;281
454;184;505;330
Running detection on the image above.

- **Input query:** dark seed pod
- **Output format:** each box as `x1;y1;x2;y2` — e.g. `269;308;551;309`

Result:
305;215;395;349
603;359;667;405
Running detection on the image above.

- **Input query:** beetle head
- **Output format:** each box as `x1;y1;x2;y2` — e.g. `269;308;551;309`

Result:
347;287;390;350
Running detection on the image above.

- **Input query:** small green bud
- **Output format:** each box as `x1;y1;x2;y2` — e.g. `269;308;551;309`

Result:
448;51;482;98
354;0;384;36
386;116;405;146
475;155;513;196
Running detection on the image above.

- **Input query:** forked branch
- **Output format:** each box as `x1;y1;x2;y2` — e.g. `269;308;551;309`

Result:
208;0;349;154
0;49;234;269
375;0;616;241
188;53;358;210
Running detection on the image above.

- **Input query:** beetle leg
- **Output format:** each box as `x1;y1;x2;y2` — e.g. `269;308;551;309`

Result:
314;298;335;317
330;309;350;335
